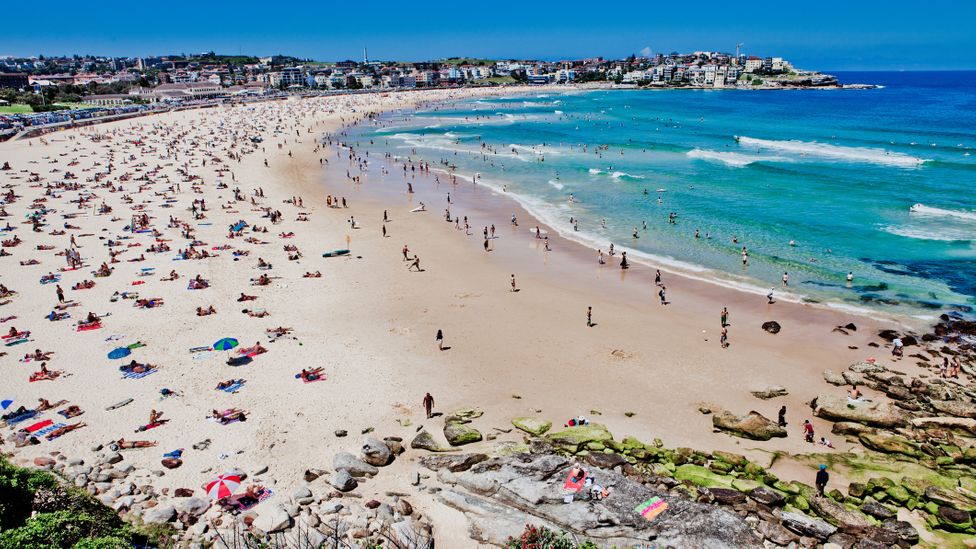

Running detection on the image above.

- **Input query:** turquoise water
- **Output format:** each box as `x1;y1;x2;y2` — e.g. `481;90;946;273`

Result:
354;72;976;320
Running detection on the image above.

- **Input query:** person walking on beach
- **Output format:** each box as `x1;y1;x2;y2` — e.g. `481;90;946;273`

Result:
436;329;444;351
586;307;593;327
484;237;490;252
510;274;517;292
56;284;65;304
815;464;829;497
778;406;787;428
408;256;421;272
720;327;728;348
402;245;410;261
720;307;728;327
423;392;435;419
655;270;662;286
782;272;789;285
767;289;775;304
803;419;815;443
658;286;667;305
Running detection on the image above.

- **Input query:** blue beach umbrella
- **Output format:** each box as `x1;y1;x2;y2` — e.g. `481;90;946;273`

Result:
1;399;13;411
108;347;132;360
213;338;239;351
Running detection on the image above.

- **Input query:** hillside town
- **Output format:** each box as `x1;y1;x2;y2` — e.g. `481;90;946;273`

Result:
0;50;840;137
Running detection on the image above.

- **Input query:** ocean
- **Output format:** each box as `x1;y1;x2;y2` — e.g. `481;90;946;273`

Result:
349;72;976;321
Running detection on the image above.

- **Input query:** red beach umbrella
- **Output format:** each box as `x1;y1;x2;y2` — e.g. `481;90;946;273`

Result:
205;473;241;499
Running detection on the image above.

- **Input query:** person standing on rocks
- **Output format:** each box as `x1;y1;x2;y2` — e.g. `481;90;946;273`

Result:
423;393;435;419
815;464;829;497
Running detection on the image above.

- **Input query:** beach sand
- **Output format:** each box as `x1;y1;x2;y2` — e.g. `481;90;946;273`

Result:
0;87;929;544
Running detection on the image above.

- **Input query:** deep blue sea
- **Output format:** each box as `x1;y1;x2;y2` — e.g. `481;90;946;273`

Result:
353;72;976;321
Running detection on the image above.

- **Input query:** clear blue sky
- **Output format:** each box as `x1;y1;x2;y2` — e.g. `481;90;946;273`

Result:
2;0;973;70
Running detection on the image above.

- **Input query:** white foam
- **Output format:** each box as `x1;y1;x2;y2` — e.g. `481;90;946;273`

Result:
610;171;645;180
882;225;975;242
547;179;565;190
736;136;927;168
687;148;789;167
909;204;976;222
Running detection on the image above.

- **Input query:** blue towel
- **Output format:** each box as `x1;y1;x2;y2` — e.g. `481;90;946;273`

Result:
163;449;183;459
122;369;157;380
5;409;37;424
219;381;245;393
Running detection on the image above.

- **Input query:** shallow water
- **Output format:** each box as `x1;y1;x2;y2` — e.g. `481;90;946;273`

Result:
351;72;976;320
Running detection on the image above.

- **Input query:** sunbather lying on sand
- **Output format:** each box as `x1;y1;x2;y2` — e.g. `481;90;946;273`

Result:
60;405;83;418
12;429;40;447
252;274;271;286
196;305;217;316
30;363;62;382
267;327;292;337
114;438;157;449
212;408;247;424
120;360;154;373
237;293;257;302
303;271;321;278
242;309;268;318
36;397;66;411
300;367;324;382
135;297;163;308
161;270;180;281
46;422;86;440
27;349;53;361
216;379;244;390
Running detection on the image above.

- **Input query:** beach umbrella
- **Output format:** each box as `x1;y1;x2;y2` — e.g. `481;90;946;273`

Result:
205;473;241;499
108;347;132;360
212;338;239;351
1;399;13;411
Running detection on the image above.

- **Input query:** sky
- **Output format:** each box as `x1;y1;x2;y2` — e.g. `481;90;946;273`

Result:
2;0;974;71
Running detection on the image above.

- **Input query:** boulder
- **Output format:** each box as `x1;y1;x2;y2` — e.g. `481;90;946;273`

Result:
333;452;378;477
544;423;614;453
860;498;895;521
841;371;862;386
329;470;358;492
780;510;838;540
361;437;393;467
930;400;976;419
709;488;747;505
750;385;788;400
674;464;733;489
444;408;484;424
761;321;781;334
935;505;973;531
830;422;873;436
881;519;919;546
749;486;786;507
410;430;453;452
849;361;887;374
420;453;489;473
142;504;176;524
33;457;56;468
444;423;483;446
857;432;923;458
252;505;292;533
823;370;847;386
174;496;210;517
812;394;908;428
924;486;976;512
582;452;628;470
711;410;786;440
757;520;798;546
911;416;976;435
511;417;552;436
808;496;873;533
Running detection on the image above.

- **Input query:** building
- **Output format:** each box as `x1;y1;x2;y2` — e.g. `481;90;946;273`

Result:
743;57;763;73
82;94;133;106
0;73;29;89
280;66;305;86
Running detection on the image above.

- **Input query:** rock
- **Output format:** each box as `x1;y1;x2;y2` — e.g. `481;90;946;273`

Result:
911;416;976;435
106;452;123;465
252;505;292;533
33;457;55;468
841;371;862;386
935;505;973;531
161;458;182;469
749;486;786;507
420;453;489;473
823;370;847;386
750;385;789;400
674;464;733;489
320;501;343;514
761;321;781;334
511;417;552;436
711;410;786;440
860;498;895;520
582;452;628;470
444;422;483;446
849;361;887;374
143;505;176;524
383;437;404;455
812;394;908;428
830;422;873;436
329;470;358;492
709;488;747;505
924;486;976;512
930;400;976;419
361;437;393;466
291;486;312;500
333;452;378;477
857;431;923;458
808;496;873;533
545;423;614;453
174;496;210;517
303;468;326;482
781;510;838;540
252;464;269;476
410;430;453;452
335;429;347;437
881;519;919;545
757;520;798;545
444;408;484;424
395;498;413;516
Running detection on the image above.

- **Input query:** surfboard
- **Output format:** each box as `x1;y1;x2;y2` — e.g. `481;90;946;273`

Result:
322;249;350;258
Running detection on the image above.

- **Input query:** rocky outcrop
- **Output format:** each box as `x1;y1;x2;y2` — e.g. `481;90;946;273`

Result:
420;453;488;473
761;321;781;334
429;453;763;548
711;410;787;440
857;431;923;458
410;430;452;452
444;408;484;446
750;385;788;400
544;423;614;453
512;417;552;436
812;394;908;428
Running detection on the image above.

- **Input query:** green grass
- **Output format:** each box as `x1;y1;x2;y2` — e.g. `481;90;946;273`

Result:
0;104;33;114
441;57;495;66
474;76;516;85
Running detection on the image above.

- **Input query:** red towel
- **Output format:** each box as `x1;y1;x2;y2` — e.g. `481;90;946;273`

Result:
25;419;53;433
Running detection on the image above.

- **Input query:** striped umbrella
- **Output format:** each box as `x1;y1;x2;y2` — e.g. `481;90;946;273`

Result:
212;338;239;351
205;473;241;499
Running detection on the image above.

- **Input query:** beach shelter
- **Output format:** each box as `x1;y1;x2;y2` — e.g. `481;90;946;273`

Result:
205;473;241;499
213;338;239;351
108;347;132;360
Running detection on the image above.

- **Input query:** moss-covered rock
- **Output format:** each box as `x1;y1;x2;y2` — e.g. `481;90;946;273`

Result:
858;432;924;458
712;409;787;440
674;464;733;489
511;417;551;436
444;423;483;446
544;423;613;453
732;478;761;492
935;505;973;532
924;486;976;512
885;484;911;504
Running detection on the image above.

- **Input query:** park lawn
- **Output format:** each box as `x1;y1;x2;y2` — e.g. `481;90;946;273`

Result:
0;104;34;114
474;76;516;84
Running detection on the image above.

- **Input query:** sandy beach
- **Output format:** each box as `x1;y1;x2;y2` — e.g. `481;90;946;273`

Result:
0;87;955;546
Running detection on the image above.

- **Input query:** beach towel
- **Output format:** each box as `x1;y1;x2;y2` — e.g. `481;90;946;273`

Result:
218;381;245;393
635;496;668;522
24;419;54;433
564;470;587;492
5;409;38;424
58;408;83;419
2;330;29;340
226;356;252;367
5;337;29;347
39;423;68;439
221;488;274;514
77;322;102;332
40;275;61;284
132;280;145;286
136;419;168;432
122;368;156;380
163;449;183;459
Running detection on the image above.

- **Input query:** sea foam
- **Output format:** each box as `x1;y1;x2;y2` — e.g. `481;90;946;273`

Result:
736;136;927;168
687;148;788;167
